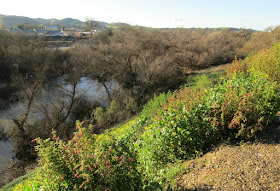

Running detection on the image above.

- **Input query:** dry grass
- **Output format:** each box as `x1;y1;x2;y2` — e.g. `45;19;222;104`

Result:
175;143;280;190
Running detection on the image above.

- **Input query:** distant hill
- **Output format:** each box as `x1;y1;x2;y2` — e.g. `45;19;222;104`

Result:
33;18;84;26
0;15;39;27
0;15;109;29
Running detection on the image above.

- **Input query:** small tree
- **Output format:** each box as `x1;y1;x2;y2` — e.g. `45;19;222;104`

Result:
84;17;99;37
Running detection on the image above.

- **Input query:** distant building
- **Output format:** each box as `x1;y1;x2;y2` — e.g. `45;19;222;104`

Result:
5;28;23;34
4;28;37;35
45;25;60;31
23;29;37;35
44;25;63;37
35;29;47;36
63;31;76;36
46;31;63;37
75;31;97;37
1;25;69;37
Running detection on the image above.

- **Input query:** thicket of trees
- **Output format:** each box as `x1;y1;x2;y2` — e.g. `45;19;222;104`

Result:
242;26;280;53
0;26;256;163
75;27;252;101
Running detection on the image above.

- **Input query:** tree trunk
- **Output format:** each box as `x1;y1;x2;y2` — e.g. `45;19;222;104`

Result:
101;81;112;102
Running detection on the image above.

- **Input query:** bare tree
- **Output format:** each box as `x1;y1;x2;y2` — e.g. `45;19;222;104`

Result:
11;62;48;159
7;34;85;159
84;17;99;37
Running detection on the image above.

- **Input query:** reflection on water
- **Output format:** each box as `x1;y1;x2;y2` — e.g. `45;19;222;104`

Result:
0;140;13;172
0;76;119;169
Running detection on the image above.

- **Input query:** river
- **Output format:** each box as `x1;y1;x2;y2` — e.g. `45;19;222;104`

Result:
0;76;118;171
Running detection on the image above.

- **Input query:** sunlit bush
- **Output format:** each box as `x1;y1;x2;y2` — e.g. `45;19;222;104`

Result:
34;121;142;190
135;87;216;178
227;43;280;82
247;43;280;82
206;73;280;140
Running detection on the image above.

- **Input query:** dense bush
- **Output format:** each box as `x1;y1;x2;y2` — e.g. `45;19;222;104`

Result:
136;72;280;180
247;44;280;82
206;73;280;140
192;74;214;90
135;87;216;179
13;72;280;190
227;43;280;82
140;92;169;119
29;118;149;191
94;98;139;131
226;57;249;76
73;26;251;104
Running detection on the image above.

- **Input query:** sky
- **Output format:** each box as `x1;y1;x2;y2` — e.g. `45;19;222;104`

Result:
0;0;280;30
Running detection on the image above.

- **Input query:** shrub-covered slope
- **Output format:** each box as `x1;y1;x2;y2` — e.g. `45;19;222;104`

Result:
8;43;280;190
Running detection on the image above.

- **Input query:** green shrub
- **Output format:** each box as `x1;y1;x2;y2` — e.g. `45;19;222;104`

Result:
248;43;280;82
95;107;106;126
227;43;280;82
12;171;41;191
193;74;213;90
206;73;280;140
136;87;216;179
226;57;249;77
96;117;152;190
135;73;280;181
34;121;141;190
140;92;169;119
94;98;139;128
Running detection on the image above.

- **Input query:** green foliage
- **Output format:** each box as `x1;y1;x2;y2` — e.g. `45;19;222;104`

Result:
1;170;38;191
95;107;106;126
32;121;142;190
247;43;280;82
135;71;280;182
12;171;41;191
136;87;216;180
224;43;280;139
226;57;250;77
140;92;169;119
227;43;280;82
193;74;213;90
206;73;280;140
124;97;138;115
94;98;139;128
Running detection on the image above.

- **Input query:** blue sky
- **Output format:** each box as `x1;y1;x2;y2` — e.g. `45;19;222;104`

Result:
1;0;279;30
